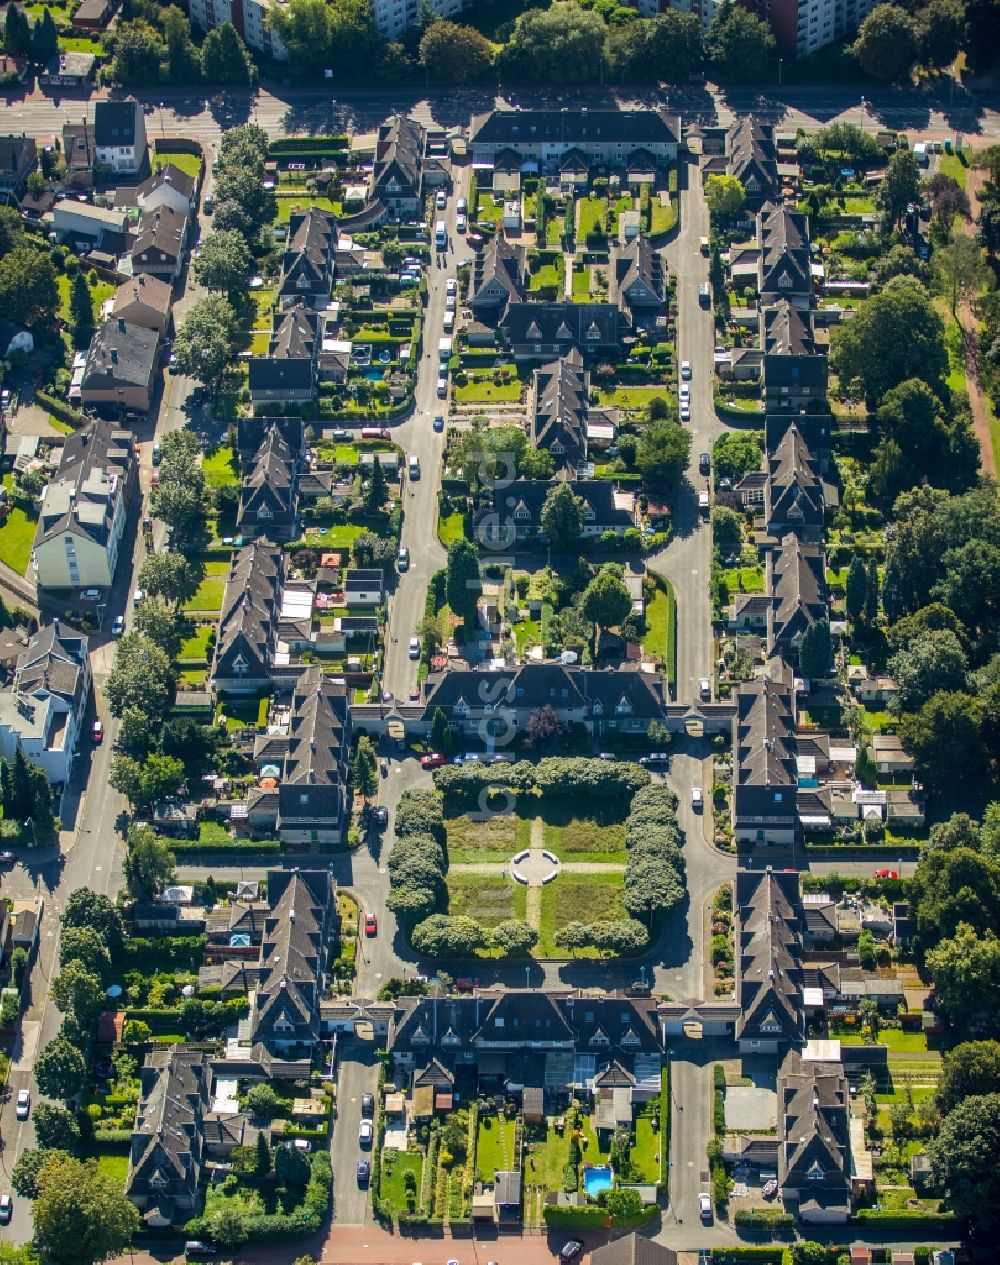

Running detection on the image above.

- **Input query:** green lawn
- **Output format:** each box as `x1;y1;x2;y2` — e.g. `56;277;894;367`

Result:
250;332;270;355
57;271;115;326
178;623;213;663
0;477;37;576
937;152;969;188
642;581;675;683
58;35;104;53
577;196;607;242
537;874;626;957
733;566;764;594
183;561;230;614
274;195;342;223
474;193;504;225
650;198;676;235
476;1112;517;1180
438;511;465;547
153;151;203;180
202;447;239;487
841;1029;938;1054
197;819;233;844
598;385;671;411
252;288;277;324
529;257;564;292
540;800;627;863
546;215;565;248
446;873;522;929
380;1148;423;1215
446;811;520;862
93;1153;129;1188
513;616;539;655
452;379;522;404
571;266;591;299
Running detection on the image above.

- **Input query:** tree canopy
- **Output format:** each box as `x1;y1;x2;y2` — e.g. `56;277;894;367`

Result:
34;1153;141;1265
831;277;947;404
929;1093;1000;1226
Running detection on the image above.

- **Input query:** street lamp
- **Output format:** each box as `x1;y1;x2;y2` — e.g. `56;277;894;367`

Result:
159;102;165;139
524;965;531;990
640;965;647;988
777;58;783;88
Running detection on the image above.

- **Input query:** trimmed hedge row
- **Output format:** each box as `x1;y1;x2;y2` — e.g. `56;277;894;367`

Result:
734;1209;795;1229
37;390;85;428
852;1209;962;1229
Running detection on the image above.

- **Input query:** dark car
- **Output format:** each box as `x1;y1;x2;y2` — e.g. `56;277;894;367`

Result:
361;1092;375;1118
699;451;710;475
0;1195;12;1225
184;1243;218;1259
560;1241;585;1262
357;1159;371;1185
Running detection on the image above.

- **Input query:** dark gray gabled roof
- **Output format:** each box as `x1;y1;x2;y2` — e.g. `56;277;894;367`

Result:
248;356;314;394
138;162;195;203
735;676;797;791
767;424;825;530
503;301;621;351
212;539;283;681
131;204;186;264
126;1046;209;1203
277;667;350;823
81;318;159;392
280;207;336;297
470;108;680;149
612;236;664;317
94;98;141;148
471;234;526;317
727;116;778;197
14;621;88;708
778;1048;851;1205
770;534;826;656
240;423;297;524
36;418;133;550
531;350;589;474
373;114;425;197
592;1235;678;1265
736;867;803;1044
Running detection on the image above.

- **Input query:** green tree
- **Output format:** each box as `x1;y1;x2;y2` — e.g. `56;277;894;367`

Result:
933;235;992;316
123;1019;152;1045
539;482;586;550
255;1130;272;1180
69;271;94;348
274;1142;311;1185
108;19;164;84
983;803;1000;861
34;1153;141;1265
505;1;605;83
938;1040;1000;1112
910;845;1000;949
581;567;632;638
870;377;978;502
419;20;492;81
123;822;176;901
900;690;985;791
132;597;182;658
30;2;56;58
411;914;487;956
0;205;24;258
208;1206;249;1249
161;4;200;82
267;0;377;78
34;1035;87;1104
137;552;198;605
430;707;450;754
845;556;868;623
799;618;832;680
51;960;105;1027
352;735;378;800
876;148;923;232
363;454;387;512
172;294;238;386
711;505;742;555
489;919;538;956
712;431;763;483
33;1102;81;1154
0;245;58;328
928;1093;1000;1226
58;926;111;984
245;1082;281;1117
704;174;745;219
831;276;947;404
10;945;28;990
635;416;691;486
706;0;776;79
200;21;254;84
12;1147;70;1199
926;922;1000;1025
890;628;968;710
445;537;482;625
193;229;253;302
61;890;123;958
3;3;31;56
918;0;966;69
850;3;919;80
106;633;174;721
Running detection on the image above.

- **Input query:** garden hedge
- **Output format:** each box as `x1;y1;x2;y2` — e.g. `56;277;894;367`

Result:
734;1209;795;1228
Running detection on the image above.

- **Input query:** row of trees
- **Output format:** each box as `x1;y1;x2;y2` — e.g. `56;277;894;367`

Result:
3;4;57;63
622;783;684;925
849;0;998;82
107;7;254;86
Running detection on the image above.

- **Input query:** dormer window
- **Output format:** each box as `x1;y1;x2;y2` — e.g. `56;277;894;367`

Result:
621;1028;640;1047
586;323;601;341
592;700;603;715
556;322;572;340
453;697;470;716
806;1162;825;1181
590;1028;610;1047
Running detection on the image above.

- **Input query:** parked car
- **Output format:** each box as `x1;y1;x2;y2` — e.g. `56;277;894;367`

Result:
560;1241;585;1262
456;197;467;214
699;1192;712;1221
699;677;712;700
436;189;447;209
437;376;448;398
15;1089;30;1120
133;588;145;606
361;1093;375;1118
421;752;446;769
0;851;14;863
455;976;479;992
699;452;711;475
680;403;691;422
356;1160;371;1185
0;1195;11;1225
91;719;104;744
433;414;445;432
874;869;899;879
359;1120;374;1146
184;1245;217;1260
373;806;388;827
151;441;162;465
364;913;378;937
408;636;421;659
681;360;692;380
691;786;704;809
397;546;410;571
640;752;670;767
446;277;457;295
111;615;125;636
456;213;467;233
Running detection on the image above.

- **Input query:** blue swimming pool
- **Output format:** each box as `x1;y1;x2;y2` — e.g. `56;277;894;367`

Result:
582;1166;612;1197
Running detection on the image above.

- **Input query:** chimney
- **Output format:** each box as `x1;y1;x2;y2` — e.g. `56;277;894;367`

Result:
117;317;126;332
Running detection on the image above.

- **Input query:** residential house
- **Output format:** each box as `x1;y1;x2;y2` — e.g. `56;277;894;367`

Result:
475;479;635;545
0;55;28;88
0;621;90;786
130;204;188;283
591;1235;678;1265
762;301;828;414
468;109;680;171
137;163;197;217
39;51;97;89
778;1048;851;1223
279;208;336;305
611;236;666;329
248;304;318;410
211;539;284;694
735;867;804;1052
344;569;385;607
62;120;96;189
34;419;136;592
371;114;430;217
125;1047;211;1226
0;135;37;198
469;234;526;326
93;98;147;175
733;675;798;848
501;302;622;361
80;318;160;413
238;421;302;537
52;201;128;252
419;662;666;741
846;666;898;707
369;0;470;41
73;0;118;30
768;534;827;664
529;350;591;478
723;117;778;208
758;204;813;307
247;670;352;847
112;274;172;337
870;734;914;776
766;424;825;542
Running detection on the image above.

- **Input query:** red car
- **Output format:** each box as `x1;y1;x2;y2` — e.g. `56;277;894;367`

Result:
873;869;899;880
420;752;446;769
364;913;378;937
454;976;479;993
91;719;104;743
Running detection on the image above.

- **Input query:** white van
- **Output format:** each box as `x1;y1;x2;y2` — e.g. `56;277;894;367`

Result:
408;454;420;480
443;311;455;333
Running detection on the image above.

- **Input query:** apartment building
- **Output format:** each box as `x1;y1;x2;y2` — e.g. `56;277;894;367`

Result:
186;0;287;60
